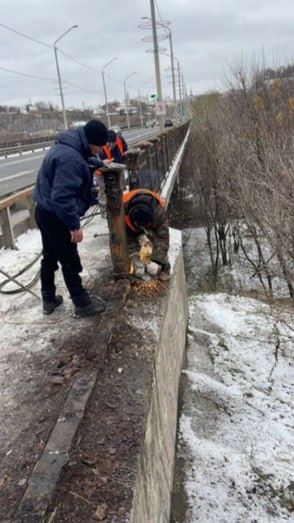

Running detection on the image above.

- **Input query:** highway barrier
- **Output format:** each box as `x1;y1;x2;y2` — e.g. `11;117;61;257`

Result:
0;136;56;158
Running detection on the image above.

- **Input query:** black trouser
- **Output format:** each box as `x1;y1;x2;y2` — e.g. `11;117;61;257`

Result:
35;205;91;307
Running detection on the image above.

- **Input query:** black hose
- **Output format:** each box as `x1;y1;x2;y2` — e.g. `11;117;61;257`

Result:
0;208;102;295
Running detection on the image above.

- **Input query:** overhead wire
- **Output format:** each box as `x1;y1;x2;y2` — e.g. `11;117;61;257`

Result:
0;22;125;95
57;49;99;73
0;65;55;82
0;23;120;296
0;22;52;48
62;79;102;94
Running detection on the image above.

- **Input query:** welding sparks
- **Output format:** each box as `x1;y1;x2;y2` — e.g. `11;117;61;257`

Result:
131;279;167;296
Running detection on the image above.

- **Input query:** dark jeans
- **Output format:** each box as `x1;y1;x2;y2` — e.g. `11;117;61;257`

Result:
35;205;91;307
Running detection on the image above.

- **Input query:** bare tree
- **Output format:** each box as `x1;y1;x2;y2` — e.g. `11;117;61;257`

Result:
187;59;294;301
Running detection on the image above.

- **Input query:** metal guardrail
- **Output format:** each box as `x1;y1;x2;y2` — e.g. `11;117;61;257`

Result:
0;186;36;248
0;129;153;158
0;138;55;158
0;123;190;250
125;123;189;192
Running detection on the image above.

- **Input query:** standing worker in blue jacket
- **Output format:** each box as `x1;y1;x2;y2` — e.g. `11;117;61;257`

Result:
33;119;112;317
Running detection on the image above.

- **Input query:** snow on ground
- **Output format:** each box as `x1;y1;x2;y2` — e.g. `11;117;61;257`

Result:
178;228;294;522
0;213;111;454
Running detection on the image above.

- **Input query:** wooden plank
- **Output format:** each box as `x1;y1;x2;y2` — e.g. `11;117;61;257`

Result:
0;207;15;248
0;186;34;210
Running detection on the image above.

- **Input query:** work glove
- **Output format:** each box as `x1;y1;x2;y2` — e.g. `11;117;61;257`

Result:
88;156;103;171
146;261;161;277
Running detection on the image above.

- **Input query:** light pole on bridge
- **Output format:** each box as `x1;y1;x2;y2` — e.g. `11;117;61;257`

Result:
53;25;78;130
124;72;137;129
101;57;118;128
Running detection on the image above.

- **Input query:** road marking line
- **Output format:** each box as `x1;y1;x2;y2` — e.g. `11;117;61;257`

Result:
0;170;34;183
0;154;44;167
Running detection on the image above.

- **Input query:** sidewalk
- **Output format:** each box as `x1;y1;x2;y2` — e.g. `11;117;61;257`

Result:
0;210;186;522
0;212;115;520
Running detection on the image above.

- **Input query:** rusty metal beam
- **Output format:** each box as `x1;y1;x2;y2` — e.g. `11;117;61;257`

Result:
101;165;129;279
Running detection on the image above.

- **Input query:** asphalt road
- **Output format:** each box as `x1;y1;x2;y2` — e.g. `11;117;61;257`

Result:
0;127;158;197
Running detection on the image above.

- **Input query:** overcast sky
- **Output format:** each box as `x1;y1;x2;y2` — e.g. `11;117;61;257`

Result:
1;0;294;109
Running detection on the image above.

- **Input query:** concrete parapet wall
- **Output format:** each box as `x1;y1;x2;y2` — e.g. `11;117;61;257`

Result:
130;229;188;523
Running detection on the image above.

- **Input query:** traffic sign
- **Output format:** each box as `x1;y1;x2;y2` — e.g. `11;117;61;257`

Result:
156;101;166;116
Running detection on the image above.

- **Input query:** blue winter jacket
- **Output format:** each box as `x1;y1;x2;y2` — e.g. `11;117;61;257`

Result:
33;127;102;230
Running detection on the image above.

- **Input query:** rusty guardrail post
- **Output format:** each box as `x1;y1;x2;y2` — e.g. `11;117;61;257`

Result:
161;132;169;174
101;164;129;279
0;207;15;249
135;141;159;190
148;137;161;190
165;129;173;168
124;148;141;189
24;194;37;229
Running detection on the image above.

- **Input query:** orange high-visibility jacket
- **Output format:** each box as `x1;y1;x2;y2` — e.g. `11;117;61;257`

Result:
123;188;165;232
102;136;125;159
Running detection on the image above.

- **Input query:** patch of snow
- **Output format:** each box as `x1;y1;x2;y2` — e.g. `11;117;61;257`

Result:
177;227;294;522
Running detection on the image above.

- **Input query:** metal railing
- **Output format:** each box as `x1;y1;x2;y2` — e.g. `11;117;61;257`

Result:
0;136;56;158
0;122;190;251
124;122;188;191
0;186;36;248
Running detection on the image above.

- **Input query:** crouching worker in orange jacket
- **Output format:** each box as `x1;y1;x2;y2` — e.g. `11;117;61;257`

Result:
123;188;170;280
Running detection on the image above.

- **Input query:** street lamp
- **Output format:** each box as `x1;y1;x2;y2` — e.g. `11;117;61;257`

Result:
101;57;118;127
176;58;183;120
161;26;177;123
148;1;164;132
141;17;177;124
124;72;137;129
138;81;149;127
53;24;78;130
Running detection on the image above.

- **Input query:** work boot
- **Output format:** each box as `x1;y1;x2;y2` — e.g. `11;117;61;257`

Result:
43;295;63;315
74;297;106;318
159;262;171;282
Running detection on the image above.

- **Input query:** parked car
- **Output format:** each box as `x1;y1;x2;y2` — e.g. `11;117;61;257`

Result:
164;119;173;128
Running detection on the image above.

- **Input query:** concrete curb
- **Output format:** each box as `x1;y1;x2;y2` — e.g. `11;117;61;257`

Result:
15;372;97;521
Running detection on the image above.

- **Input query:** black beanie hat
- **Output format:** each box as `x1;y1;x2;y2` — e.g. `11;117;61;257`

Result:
84;119;108;146
107;130;117;142
129;204;153;228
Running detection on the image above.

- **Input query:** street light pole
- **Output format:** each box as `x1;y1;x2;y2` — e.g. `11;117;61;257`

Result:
177;59;183;120
124;72;137;129
53;25;78;130
101;57;118;127
149;0;165;132
138;81;149;127
165;27;177;123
